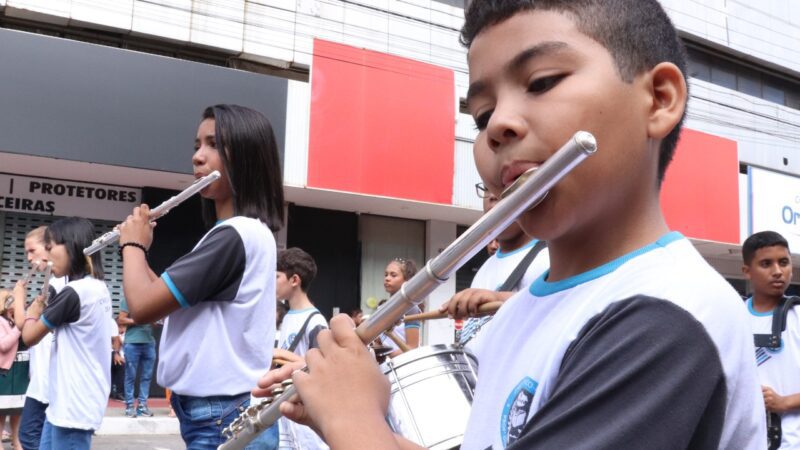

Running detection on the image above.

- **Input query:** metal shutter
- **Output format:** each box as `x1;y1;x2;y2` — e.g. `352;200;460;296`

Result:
0;212;124;314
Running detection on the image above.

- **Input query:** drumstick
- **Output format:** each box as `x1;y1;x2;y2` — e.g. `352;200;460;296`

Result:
384;329;412;353
403;301;504;322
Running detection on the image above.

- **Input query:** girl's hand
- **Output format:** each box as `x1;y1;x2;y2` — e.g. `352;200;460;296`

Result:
119;204;156;249
27;297;44;318
13;280;27;296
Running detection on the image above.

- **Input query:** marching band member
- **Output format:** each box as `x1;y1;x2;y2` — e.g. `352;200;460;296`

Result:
17;226;66;450
119;104;284;449
439;191;549;346
256;1;764;448
16;217;110;450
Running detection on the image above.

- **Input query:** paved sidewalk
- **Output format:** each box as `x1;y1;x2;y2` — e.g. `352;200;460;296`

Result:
98;398;180;436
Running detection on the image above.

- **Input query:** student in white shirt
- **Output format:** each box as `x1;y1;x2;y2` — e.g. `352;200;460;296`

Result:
16;226;64;450
119;104;284;449
15;217;111;450
255;2;764;448
742;231;800;449
275;248;329;450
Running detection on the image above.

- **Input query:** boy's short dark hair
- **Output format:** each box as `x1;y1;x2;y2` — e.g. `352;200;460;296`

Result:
461;0;688;183
742;231;789;265
277;247;317;292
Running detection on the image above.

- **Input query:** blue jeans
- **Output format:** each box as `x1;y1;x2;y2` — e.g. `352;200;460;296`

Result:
123;342;156;406
38;419;92;450
19;397;48;450
171;393;279;450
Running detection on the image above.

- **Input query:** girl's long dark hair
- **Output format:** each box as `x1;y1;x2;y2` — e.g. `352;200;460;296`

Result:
200;105;285;231
46;217;104;280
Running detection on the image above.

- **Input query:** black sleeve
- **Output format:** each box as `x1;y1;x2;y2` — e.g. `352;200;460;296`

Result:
162;225;246;307
307;325;327;350
41;286;81;329
509;295;726;450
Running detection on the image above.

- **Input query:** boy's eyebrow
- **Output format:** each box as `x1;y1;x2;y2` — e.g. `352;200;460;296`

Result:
466;40;570;109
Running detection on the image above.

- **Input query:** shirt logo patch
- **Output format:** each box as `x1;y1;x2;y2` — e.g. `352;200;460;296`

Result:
501;377;538;447
281;333;296;350
755;339;783;366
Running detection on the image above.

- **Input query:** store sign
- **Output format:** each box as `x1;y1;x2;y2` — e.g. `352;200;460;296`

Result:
749;167;800;251
0;174;140;221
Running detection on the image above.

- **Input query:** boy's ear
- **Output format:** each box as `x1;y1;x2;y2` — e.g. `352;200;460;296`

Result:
644;62;688;140
741;264;751;279
290;273;301;288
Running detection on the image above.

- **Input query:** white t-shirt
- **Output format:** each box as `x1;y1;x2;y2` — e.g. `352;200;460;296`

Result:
462;239;549;345
748;297;800;449
42;276;112;430
159;216;276;397
278;308;329;450
463;232;765;450
26;275;65;404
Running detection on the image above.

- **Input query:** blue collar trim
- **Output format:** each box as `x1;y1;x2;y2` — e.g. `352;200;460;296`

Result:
530;231;684;296
287;307;319;314
746;297;774;317
496;239;538;259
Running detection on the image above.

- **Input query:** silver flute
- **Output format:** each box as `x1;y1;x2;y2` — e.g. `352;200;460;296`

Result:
39;261;53;306
218;131;597;450
83;171;222;255
22;260;41;284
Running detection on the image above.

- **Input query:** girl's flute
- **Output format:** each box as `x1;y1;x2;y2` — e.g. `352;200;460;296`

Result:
22;260;41;284
218;131;597;450
83;171;221;255
40;261;53;306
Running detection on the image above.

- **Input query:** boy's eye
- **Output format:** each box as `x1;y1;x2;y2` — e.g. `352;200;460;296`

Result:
528;74;566;94
473;110;493;131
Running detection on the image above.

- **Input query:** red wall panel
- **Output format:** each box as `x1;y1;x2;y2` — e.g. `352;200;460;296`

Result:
307;39;455;204
661;128;739;243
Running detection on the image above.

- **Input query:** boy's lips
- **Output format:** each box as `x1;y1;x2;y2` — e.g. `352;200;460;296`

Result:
501;161;542;189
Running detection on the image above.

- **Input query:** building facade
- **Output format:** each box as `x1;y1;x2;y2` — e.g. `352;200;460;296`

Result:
1;0;799;347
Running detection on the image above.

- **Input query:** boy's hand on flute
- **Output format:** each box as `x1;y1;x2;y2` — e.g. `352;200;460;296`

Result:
438;288;513;320
292;314;391;444
119;204;156;249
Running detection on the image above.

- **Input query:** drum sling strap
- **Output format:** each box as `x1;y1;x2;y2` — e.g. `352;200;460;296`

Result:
287;311;322;353
498;240;547;292
752;295;800;450
458;241;547;345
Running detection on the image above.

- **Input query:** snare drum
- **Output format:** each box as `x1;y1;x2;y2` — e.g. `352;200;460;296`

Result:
381;344;478;450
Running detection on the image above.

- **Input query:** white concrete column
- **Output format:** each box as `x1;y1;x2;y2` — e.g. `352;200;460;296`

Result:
423;219;457;345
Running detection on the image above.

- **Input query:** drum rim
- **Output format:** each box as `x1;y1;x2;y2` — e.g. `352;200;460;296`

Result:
380;344;476;370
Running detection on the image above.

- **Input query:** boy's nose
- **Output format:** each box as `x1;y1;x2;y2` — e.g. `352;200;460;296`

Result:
486;109;527;151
